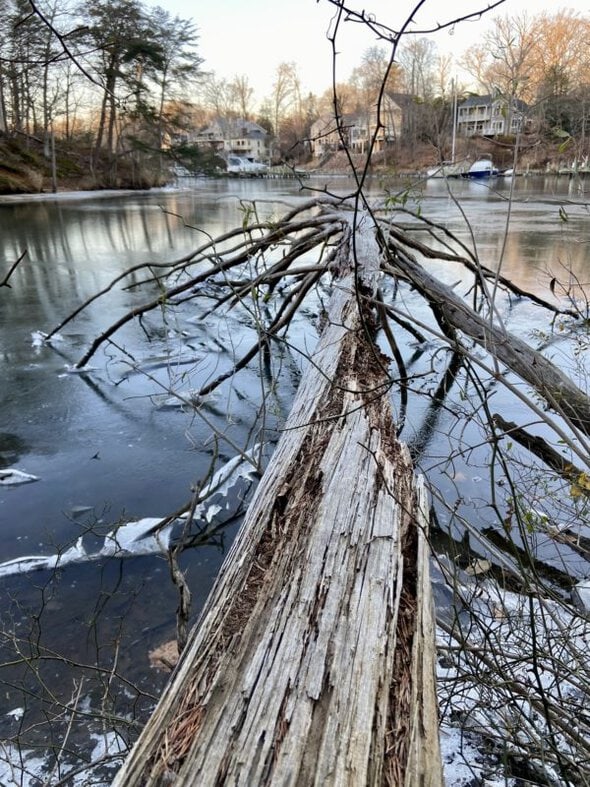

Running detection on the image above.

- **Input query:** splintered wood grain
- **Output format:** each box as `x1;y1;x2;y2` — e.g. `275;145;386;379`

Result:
113;218;442;787
404;478;442;787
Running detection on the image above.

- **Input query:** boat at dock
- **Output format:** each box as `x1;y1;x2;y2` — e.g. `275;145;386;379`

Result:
463;158;499;179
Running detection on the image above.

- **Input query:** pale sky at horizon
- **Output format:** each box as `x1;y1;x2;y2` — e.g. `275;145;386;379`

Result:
146;0;590;103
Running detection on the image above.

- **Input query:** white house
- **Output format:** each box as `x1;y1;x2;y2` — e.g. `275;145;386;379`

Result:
456;95;529;137
191;119;270;162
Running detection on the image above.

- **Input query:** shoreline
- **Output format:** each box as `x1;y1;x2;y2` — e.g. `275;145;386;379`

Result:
0;185;180;204
2;167;590;204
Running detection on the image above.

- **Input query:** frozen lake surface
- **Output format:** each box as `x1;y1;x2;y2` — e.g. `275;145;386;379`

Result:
1;173;590;782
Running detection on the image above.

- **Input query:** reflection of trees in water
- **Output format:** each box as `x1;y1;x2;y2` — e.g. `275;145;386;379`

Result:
493;219;590;293
422;179;590;295
0;197;210;331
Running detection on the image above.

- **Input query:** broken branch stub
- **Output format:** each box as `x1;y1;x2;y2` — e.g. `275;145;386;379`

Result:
113;218;442;787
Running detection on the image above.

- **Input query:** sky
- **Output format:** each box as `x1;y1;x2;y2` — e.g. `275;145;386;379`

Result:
145;0;590;101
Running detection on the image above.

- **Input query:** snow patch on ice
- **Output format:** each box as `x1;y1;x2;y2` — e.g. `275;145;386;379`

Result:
101;517;172;556
440;723;515;786
31;330;64;348
436;557;589;786
0;446;261;578
0;729;128;787
0;468;38;486
0;742;49;787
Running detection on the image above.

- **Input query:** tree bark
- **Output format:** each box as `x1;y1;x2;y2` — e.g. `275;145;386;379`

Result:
113;221;442;787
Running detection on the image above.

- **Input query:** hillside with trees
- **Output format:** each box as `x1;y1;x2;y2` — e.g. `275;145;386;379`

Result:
1;4;590;188
0;0;204;190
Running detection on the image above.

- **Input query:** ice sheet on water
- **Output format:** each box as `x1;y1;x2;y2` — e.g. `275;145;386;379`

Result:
0;446;262;578
0;537;87;578
0;741;49;787
100;517;173;556
152;389;220;410
436;561;589;785
0;468;38;486
31;330;64;348
60;364;99;375
0;727;127;786
205;504;222;523
573;578;590;612
117;351;203;380
439;723;517;786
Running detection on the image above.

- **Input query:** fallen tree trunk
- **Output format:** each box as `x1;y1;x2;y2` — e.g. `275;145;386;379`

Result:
113;221;442;787
383;245;590;439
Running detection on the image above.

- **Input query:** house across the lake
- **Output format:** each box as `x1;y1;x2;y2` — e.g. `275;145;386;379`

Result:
310;93;405;157
190;118;270;163
456;95;530;137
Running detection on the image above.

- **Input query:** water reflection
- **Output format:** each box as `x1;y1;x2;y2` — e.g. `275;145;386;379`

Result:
392;175;590;299
1;176;590;777
1;175;588;554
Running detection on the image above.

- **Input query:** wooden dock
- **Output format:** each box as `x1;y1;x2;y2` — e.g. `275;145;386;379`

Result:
264;165;310;179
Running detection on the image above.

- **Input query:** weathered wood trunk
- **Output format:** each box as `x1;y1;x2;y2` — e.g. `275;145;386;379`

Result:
385;248;590;438
113;223;442;787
